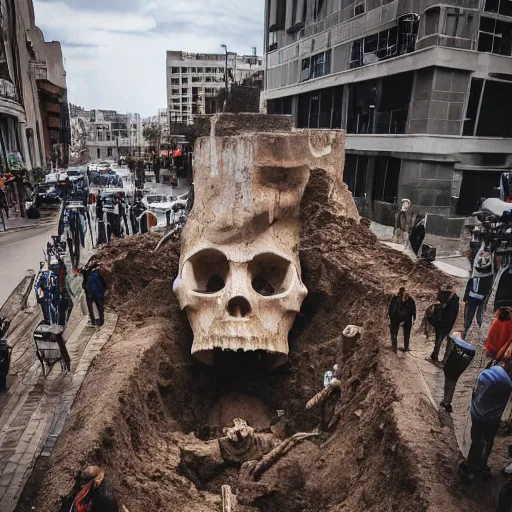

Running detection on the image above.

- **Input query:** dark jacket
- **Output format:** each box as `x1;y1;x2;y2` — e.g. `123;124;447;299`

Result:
463;276;493;303
438;291;459;333
388;295;416;322
82;268;107;299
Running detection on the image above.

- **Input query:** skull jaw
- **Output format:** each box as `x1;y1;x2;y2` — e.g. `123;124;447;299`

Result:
191;334;289;369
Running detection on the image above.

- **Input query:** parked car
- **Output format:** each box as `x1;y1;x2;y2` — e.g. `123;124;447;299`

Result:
142;194;172;214
34;183;60;208
100;189;126;208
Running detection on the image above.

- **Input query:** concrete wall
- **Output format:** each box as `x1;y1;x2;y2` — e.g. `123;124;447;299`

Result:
409;67;469;135
398;159;453;215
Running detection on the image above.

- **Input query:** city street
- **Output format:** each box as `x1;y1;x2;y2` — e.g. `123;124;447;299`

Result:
0;223;57;306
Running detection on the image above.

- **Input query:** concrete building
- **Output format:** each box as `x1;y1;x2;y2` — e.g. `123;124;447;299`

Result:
261;0;512;226
142;107;170;140
166;51;263;125
70;106;144;161
0;0;70;173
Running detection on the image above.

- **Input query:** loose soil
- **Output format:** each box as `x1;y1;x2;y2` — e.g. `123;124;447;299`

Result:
20;170;498;511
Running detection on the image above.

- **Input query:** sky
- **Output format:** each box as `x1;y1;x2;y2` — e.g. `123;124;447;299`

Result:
33;0;264;117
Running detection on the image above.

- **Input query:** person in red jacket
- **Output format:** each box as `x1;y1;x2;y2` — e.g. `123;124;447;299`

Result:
485;308;512;360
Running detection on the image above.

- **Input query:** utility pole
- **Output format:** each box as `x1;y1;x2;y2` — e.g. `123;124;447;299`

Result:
221;44;228;111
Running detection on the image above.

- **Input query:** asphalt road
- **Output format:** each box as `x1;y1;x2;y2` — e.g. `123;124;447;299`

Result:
0;223;57;306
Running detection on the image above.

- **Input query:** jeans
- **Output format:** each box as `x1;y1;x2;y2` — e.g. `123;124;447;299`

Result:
443;378;457;406
467;416;501;470
463;300;484;338
86;296;104;326
433;328;449;360
390;319;412;350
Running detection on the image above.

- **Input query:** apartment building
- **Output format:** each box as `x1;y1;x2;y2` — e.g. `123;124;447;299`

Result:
70;107;144;160
262;0;512;227
0;0;70;173
166;51;263;125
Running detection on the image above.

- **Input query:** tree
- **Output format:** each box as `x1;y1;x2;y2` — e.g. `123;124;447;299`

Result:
142;124;162;155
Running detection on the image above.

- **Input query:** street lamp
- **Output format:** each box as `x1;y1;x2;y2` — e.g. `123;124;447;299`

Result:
221;44;228;111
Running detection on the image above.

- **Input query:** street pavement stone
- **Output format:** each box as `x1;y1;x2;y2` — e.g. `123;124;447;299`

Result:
0;309;118;512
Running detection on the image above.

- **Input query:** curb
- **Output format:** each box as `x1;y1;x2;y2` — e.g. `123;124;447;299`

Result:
0;271;36;320
0;219;57;235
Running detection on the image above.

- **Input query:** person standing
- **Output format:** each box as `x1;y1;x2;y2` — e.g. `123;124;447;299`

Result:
388;287;416;352
0;318;11;393
153;158;161;184
463;275;492;339
485;308;512;360
461;362;512;476
431;286;460;362
82;260;107;327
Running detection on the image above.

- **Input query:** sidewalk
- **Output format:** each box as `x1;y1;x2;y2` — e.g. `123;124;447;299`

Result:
0;298;117;512
1;209;57;233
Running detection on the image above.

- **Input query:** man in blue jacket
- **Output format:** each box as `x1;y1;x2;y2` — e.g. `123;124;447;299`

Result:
81;258;107;327
463;363;512;474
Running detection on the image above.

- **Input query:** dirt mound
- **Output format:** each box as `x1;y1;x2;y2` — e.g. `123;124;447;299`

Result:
95;233;180;319
23;171;485;512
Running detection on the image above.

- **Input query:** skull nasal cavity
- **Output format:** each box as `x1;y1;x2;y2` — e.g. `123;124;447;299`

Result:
227;296;251;318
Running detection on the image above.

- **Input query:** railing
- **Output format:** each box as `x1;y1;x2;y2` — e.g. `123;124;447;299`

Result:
34;65;47;81
0;79;18;102
354;108;407;134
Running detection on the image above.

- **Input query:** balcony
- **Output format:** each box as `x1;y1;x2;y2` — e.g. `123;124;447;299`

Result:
34;65;48;81
0;79;18;103
352;109;408;135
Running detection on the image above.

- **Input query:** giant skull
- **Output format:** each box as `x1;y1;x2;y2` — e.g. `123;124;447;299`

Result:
174;114;348;367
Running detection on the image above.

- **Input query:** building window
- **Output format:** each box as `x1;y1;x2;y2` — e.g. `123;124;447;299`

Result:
300;57;310;81
484;0;512;17
478;17;512;56
344;155;368;198
182;77;188;84
171;78;179;85
475;80;512;137
310;50;331;79
354;2;365;16
372;157;401;203
296;86;343;129
268;30;278;51
314;0;326;19
349;20;417;70
424;7;440;36
181;67;187;73
171;67;179;73
107;147;112;157
463;78;484;136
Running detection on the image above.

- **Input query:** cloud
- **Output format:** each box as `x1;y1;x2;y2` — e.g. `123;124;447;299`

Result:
33;0;264;117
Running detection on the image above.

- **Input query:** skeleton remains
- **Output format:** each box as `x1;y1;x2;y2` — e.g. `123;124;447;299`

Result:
174;114;350;367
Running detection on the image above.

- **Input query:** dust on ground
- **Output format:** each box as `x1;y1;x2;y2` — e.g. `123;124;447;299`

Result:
19;170;498;512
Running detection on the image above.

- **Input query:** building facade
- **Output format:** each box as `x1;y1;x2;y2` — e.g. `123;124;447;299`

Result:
166;51;263;125
0;0;70;174
70;106;144;161
142;108;170;138
262;0;512;224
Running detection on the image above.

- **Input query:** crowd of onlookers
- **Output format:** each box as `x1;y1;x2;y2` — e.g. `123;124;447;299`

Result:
388;280;512;508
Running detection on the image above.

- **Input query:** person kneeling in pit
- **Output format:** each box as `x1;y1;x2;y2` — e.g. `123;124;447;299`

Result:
59;466;119;512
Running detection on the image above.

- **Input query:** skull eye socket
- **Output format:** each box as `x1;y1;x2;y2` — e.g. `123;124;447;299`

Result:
185;249;229;294
248;253;293;297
